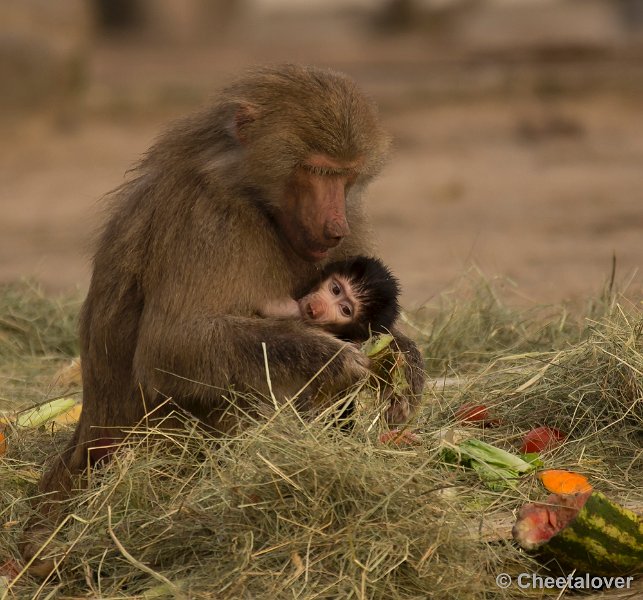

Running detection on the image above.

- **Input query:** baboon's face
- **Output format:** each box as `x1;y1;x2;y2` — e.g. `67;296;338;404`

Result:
298;274;358;329
276;154;360;262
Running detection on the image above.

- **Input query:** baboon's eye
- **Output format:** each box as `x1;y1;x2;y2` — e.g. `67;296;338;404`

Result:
302;163;356;178
341;304;352;317
304;164;334;177
331;281;341;296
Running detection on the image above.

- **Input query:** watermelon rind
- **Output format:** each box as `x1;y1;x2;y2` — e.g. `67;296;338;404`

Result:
538;492;643;576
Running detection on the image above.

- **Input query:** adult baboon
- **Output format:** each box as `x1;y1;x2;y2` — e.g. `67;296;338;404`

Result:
25;64;425;570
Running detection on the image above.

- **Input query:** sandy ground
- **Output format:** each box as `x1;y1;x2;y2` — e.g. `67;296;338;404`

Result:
1;14;642;311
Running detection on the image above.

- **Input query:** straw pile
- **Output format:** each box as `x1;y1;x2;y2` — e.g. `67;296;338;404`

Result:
0;277;640;599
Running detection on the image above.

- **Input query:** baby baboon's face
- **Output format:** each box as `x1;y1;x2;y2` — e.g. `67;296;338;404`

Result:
297;275;358;331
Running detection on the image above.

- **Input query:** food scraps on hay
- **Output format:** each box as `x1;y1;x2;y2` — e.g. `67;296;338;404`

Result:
0;397;81;453
0;560;20;583
12;397;79;428
454;403;501;427
378;428;422;447
513;487;643;576
442;438;539;491
520;426;566;454
538;469;592;495
361;333;409;397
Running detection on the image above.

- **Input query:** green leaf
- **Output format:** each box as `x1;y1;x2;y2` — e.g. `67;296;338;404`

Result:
362;334;394;358
443;438;538;490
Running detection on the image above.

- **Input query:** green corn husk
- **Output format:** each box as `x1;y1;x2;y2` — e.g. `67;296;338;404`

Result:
14;397;78;428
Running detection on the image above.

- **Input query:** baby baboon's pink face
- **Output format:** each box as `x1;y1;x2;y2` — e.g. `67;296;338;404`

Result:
298;275;357;329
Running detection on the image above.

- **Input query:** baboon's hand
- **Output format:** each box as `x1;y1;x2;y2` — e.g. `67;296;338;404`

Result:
341;342;371;382
378;330;426;424
310;330;371;388
384;393;411;425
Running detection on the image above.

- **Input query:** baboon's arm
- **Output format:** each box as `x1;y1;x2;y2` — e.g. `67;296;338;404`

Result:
132;310;367;401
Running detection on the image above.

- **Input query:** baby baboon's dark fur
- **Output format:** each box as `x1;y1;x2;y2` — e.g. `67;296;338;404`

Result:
317;255;401;342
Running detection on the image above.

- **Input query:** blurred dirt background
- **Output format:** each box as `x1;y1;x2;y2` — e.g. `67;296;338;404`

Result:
1;0;643;310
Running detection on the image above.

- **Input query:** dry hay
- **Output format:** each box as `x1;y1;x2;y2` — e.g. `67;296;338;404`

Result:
0;277;640;599
0;281;79;361
2;410;510;599
406;267;620;375
413;273;642;503
0;281;80;413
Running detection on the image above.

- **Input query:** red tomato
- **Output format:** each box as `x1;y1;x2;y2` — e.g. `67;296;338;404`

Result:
520;427;566;454
455;403;501;427
456;404;489;422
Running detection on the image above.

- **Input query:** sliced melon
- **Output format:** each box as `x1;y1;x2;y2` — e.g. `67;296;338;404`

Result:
513;491;643;576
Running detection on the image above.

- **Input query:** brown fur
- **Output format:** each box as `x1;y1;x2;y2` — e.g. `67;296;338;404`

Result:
23;65;425;573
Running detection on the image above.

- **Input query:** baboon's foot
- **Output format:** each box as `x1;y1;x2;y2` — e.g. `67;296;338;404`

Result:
19;523;61;579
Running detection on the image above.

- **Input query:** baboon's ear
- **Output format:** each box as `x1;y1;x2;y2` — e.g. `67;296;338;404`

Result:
232;103;259;144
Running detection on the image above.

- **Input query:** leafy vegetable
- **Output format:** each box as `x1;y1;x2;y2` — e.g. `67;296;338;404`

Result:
362;334;410;397
362;333;394;358
443;438;538;490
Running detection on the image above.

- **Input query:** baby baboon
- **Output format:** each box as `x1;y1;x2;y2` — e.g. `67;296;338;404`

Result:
260;255;400;343
25;64;425;573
